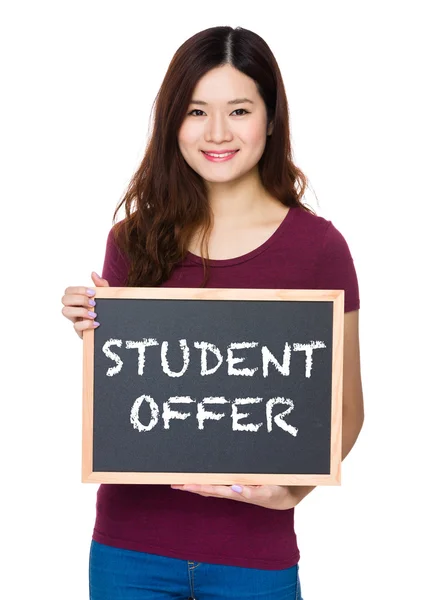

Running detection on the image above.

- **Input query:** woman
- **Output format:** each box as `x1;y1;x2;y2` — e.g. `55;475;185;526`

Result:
61;25;364;600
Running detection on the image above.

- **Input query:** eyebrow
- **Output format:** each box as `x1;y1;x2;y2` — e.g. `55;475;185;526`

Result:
189;97;254;106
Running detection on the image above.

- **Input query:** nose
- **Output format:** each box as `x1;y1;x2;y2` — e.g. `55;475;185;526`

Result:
204;113;233;144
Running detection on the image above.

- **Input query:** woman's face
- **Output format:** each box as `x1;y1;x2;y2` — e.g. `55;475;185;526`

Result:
178;64;272;184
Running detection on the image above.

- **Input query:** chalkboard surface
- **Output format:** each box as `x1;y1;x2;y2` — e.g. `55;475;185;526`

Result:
82;288;344;485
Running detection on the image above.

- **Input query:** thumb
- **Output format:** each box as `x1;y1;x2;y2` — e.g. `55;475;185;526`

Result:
91;271;110;287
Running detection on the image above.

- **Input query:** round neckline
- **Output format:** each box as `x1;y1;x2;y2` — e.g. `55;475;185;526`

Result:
185;204;298;267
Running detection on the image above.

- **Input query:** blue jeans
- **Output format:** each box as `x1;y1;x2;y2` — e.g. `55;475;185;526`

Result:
89;540;303;599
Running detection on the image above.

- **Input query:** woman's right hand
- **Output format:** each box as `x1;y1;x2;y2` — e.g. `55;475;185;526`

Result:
61;271;109;339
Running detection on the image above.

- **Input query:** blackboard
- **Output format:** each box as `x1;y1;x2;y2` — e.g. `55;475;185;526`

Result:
82;288;344;485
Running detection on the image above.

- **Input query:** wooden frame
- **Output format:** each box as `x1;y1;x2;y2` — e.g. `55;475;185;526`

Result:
82;288;344;485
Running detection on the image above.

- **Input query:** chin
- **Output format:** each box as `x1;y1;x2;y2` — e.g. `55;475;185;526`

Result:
198;165;249;182
202;173;241;184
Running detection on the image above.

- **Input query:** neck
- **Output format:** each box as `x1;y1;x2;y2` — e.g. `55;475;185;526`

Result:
205;167;275;226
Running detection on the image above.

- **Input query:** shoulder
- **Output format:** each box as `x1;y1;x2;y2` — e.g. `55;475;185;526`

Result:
106;219;126;245
293;206;360;312
291;205;352;255
105;219;131;260
102;219;130;286
291;205;332;237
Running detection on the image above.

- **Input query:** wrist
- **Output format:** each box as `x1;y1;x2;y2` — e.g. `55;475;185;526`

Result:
287;485;316;506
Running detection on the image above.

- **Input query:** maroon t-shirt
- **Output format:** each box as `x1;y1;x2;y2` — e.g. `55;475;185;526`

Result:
92;204;360;570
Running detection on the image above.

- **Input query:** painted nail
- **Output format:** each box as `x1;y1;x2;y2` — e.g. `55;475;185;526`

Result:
93;321;100;327
86;288;95;296
88;299;96;306
88;311;97;318
231;485;243;493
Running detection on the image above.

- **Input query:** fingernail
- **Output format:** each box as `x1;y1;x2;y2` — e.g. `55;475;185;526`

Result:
88;299;96;306
231;485;243;493
92;271;100;278
87;288;95;296
93;321;100;327
88;311;97;318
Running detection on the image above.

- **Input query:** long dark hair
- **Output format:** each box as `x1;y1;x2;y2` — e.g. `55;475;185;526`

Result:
112;25;312;287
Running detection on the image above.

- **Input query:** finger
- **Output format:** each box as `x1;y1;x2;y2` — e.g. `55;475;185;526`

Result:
91;271;109;287
173;484;247;500
171;486;233;500
232;484;278;500
74;319;100;334
63;286;97;297
61;293;97;312
61;306;98;323
176;491;214;497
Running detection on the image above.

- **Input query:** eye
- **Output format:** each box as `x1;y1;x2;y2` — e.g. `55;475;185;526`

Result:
187;108;250;117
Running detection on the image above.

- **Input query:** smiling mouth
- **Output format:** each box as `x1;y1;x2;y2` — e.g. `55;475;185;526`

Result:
201;150;239;157
201;150;240;162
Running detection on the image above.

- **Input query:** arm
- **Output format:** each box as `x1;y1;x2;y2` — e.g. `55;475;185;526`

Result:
341;309;364;457
102;222;130;287
289;309;365;504
173;309;365;509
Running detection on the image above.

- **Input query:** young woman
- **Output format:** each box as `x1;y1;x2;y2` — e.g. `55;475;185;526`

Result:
61;25;364;600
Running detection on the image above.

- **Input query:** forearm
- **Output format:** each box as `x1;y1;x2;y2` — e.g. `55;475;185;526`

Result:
288;407;364;505
288;484;316;504
342;406;364;460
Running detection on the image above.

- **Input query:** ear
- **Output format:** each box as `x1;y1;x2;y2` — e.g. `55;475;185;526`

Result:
267;120;274;136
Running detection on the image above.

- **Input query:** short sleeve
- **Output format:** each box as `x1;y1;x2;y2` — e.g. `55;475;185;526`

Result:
315;222;360;312
101;224;130;287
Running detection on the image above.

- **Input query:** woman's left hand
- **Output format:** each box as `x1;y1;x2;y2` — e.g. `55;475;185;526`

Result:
170;483;304;510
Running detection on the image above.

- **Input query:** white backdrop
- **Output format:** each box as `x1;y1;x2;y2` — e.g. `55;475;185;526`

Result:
1;1;420;598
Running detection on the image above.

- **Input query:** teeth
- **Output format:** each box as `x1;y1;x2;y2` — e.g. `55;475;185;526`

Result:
205;151;236;158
